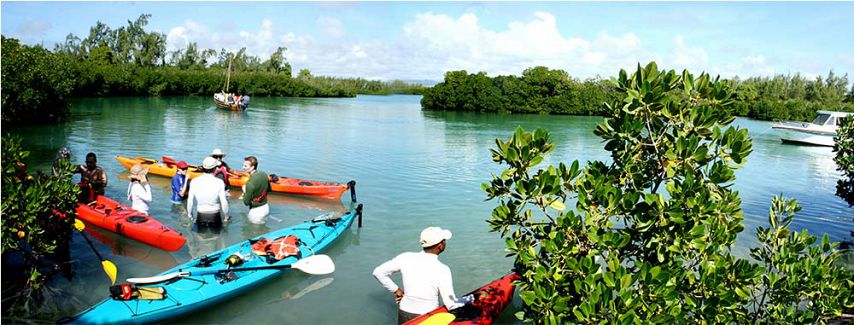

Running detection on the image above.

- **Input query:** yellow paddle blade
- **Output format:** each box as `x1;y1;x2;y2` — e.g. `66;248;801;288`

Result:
420;312;455;325
73;219;85;231
102;260;117;285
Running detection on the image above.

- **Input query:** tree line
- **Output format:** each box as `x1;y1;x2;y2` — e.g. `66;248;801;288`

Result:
1;14;424;125
422;66;854;122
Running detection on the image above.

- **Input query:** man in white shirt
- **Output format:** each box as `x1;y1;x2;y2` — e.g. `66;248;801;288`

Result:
187;157;229;229
373;226;465;324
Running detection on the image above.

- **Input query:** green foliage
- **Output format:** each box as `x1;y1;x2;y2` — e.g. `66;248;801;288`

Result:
835;115;854;206
484;62;854;324
423;67;854;121
1;36;76;124
422;67;617;115
731;73;854;121
749;197;853;323
1;137;79;289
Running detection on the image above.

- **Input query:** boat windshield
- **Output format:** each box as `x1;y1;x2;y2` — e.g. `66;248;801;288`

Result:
811;113;831;126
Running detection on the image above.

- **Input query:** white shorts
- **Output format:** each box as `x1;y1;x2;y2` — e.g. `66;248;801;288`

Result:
247;204;269;224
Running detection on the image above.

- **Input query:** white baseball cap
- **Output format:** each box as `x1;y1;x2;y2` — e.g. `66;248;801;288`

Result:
420;227;452;247
202;157;218;169
211;148;225;156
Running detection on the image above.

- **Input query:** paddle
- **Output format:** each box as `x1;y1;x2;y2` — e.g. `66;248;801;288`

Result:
161;156;177;166
420;312;456;325
73;219;118;285
162;155;203;172
126;254;335;285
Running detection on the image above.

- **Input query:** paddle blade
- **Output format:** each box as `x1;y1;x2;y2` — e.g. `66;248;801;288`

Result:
102;260;117;285
127;271;189;284
73;219;85;231
421;312;456;325
291;254;335;275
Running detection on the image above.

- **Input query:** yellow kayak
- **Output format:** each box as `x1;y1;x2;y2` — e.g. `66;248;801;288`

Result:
115;156;350;199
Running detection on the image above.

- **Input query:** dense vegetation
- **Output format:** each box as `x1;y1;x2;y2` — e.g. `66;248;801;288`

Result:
1;14;424;125
422;67;619;115
835;115;854;207
2;137;79;289
423;67;854;122
834;115;854;251
484;63;853;323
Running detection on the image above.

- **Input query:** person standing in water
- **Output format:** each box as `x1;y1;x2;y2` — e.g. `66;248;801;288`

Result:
241;156;270;224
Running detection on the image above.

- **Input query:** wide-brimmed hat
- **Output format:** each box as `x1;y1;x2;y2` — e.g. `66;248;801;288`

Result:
202;157;218;170
211;149;225;156
129;164;149;179
420;227;452;247
176;161;189;169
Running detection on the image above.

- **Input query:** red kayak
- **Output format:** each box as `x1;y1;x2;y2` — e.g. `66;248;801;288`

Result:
405;273;520;325
76;195;186;251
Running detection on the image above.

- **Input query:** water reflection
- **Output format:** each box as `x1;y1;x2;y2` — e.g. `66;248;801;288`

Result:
83;225;179;270
187;225;228;259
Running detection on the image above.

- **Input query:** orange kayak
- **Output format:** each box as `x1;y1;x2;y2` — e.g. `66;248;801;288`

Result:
115;156;350;199
76;195;186;251
404;273;520;325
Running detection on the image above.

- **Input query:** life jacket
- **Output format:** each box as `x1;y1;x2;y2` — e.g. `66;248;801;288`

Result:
251;235;301;261
213;166;230;188
109;284;166;301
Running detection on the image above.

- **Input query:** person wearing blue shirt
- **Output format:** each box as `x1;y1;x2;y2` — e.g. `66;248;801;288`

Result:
171;161;190;204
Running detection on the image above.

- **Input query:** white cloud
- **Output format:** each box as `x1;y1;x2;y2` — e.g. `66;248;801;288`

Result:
317;16;345;38
743;54;765;66
159;12;843;82
670;35;709;72
17;19;51;36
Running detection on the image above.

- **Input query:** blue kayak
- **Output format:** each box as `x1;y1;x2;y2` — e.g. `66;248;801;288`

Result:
63;199;362;324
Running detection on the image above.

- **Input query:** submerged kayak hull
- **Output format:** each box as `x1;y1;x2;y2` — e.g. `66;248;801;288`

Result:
64;203;363;324
115;156;349;199
76;196;186;251
405;273;520;325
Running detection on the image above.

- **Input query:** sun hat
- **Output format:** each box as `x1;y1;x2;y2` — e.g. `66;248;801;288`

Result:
202;157;218;170
129;164;149;179
420;227;452;247
211;148;225;156
176;161;189;169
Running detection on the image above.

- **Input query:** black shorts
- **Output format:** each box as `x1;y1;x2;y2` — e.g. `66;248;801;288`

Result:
196;211;222;229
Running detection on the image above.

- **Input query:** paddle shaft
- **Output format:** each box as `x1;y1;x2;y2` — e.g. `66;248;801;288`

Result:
193;263;296;276
78;229;106;261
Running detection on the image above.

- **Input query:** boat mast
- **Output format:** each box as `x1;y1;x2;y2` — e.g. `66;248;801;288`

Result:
224;56;233;93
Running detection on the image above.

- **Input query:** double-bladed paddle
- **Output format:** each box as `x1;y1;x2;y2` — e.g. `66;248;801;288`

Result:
73;219;118;285
126;254;335;285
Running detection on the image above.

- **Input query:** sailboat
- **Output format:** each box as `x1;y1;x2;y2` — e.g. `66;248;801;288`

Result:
213;57;250;111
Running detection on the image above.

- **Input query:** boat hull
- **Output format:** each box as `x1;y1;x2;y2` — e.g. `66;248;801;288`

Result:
404;273;520;325
214;99;244;111
115;156;349;199
64;203;363;324
772;126;837;146
76;196;186;251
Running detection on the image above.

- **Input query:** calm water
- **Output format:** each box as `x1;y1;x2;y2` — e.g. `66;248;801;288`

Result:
8;95;853;324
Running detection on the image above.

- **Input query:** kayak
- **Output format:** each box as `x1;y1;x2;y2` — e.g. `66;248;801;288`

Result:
76;195;186;251
115;156;350;199
404;273;520;325
62;199;363;324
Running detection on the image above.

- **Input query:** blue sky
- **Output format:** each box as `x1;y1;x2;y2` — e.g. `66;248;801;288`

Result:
2;2;853;81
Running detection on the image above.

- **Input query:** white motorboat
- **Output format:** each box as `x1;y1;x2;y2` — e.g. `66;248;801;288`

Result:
771;110;853;146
